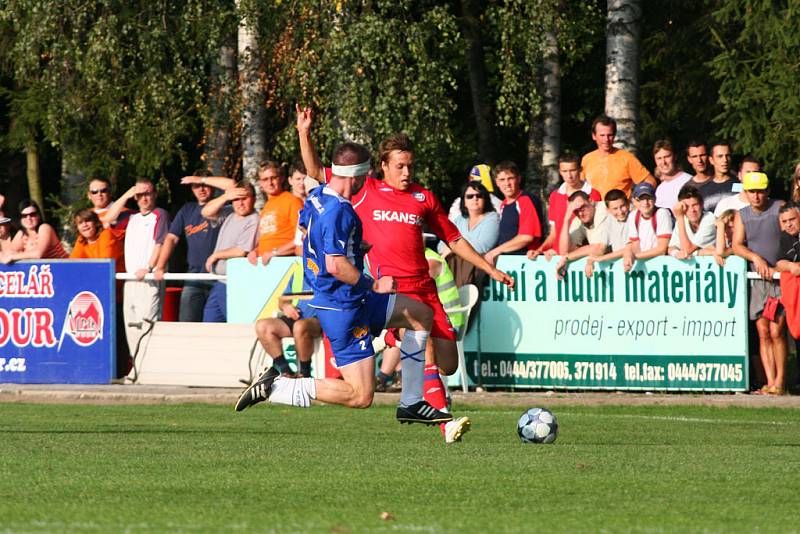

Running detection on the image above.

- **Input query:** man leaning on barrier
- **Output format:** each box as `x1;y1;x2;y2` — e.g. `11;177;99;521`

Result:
535;191;608;280
199;181;259;323
732;171;786;395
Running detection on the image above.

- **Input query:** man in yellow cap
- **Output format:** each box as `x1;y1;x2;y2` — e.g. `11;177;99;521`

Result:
732;171;787;395
714;156;762;217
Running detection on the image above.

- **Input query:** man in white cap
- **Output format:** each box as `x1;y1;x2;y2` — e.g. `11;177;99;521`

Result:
623;182;673;272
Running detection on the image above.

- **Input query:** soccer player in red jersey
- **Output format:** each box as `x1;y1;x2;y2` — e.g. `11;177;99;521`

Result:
297;105;514;442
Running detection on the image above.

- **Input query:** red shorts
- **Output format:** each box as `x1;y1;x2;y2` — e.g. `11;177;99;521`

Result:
395;276;456;342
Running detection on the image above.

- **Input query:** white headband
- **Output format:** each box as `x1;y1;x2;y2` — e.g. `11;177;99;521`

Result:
331;161;370;177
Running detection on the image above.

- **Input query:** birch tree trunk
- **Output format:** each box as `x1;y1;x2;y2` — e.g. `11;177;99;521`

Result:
604;0;642;153
461;0;497;164
540;30;561;190
526;118;543;197
205;44;237;177
236;0;267;206
60;151;85;249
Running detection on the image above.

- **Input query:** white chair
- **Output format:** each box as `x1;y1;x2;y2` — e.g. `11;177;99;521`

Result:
444;284;480;392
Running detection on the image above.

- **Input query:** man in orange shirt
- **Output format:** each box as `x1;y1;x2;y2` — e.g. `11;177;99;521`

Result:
247;161;304;265
580;115;656;199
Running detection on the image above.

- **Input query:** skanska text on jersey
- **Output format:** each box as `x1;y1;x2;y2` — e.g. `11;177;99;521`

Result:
371;210;422;225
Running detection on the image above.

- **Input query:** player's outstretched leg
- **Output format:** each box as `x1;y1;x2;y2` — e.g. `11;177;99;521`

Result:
235;366;280;411
389;296;452;426
445;416;471;443
396;401;453;425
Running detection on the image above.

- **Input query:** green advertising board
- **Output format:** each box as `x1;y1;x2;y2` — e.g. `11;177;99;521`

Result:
463;256;749;391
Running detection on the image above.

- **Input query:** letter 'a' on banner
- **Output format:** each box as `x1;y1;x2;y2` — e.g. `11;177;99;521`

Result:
0;260;116;384
463;256;749;392
255;260;303;321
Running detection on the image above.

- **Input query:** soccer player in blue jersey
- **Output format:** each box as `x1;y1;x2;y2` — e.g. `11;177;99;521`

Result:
236;142;457;428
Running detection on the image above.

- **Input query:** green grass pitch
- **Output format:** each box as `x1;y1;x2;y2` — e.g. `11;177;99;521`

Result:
1;402;797;533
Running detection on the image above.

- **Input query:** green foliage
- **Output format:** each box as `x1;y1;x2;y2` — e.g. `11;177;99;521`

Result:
709;0;800;180
486;0;602;130
0;0;237;179
255;0;467;191
639;0;722;161
1;402;798;531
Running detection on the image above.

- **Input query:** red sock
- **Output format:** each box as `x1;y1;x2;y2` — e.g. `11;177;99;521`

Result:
424;363;448;435
384;328;400;348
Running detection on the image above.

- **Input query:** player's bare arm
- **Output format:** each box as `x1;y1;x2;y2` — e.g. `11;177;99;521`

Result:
296;104;325;184
326;254;396;293
485;234;535;265
449;237;515;289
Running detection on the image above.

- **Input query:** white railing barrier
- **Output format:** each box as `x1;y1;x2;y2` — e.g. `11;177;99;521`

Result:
114;270;777;282
115;273;226;281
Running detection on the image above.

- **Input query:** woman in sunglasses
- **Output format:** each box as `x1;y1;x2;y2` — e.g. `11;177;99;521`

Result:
439;181;499;286
1;199;68;263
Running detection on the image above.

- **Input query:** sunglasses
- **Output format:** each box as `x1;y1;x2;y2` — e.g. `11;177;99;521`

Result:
464;193;482;200
21;211;40;218
90;187;110;194
135;191;154;198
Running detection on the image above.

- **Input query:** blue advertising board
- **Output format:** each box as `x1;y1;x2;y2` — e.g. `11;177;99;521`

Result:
0;260;115;384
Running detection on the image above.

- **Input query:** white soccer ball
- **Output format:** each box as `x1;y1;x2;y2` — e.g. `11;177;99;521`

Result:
517;407;558;444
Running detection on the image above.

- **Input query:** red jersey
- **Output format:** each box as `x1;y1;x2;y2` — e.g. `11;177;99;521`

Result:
547;182;602;254
352;177;461;278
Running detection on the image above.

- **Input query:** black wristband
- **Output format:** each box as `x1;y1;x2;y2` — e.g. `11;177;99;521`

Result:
355;273;374;292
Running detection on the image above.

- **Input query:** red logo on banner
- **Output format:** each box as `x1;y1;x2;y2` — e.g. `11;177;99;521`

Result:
59;291;104;349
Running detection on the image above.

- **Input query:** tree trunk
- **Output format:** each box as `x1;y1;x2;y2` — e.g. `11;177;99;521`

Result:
204;44;237;177
526;117;543;197
236;0;267;206
540;30;561;190
460;0;497;164
25;139;44;210
60;151;85;248
604;0;642;153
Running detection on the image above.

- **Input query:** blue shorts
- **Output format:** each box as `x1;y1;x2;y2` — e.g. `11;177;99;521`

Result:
312;292;395;367
296;300;318;320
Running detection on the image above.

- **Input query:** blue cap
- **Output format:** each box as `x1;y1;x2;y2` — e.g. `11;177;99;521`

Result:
632;182;656;199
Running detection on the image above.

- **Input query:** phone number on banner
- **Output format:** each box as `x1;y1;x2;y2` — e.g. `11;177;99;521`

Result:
470;355;746;390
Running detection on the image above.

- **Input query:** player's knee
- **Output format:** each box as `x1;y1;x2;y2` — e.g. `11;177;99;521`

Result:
755;319;770;337
349;391;373;409
438;357;458;375
293;320;310;337
439;361;457;376
255;319;270;339
255;318;267;332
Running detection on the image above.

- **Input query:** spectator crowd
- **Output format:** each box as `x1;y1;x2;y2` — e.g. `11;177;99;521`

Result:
1;114;799;396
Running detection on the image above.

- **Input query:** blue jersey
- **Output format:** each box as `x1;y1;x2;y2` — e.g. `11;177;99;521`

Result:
300;186;369;310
